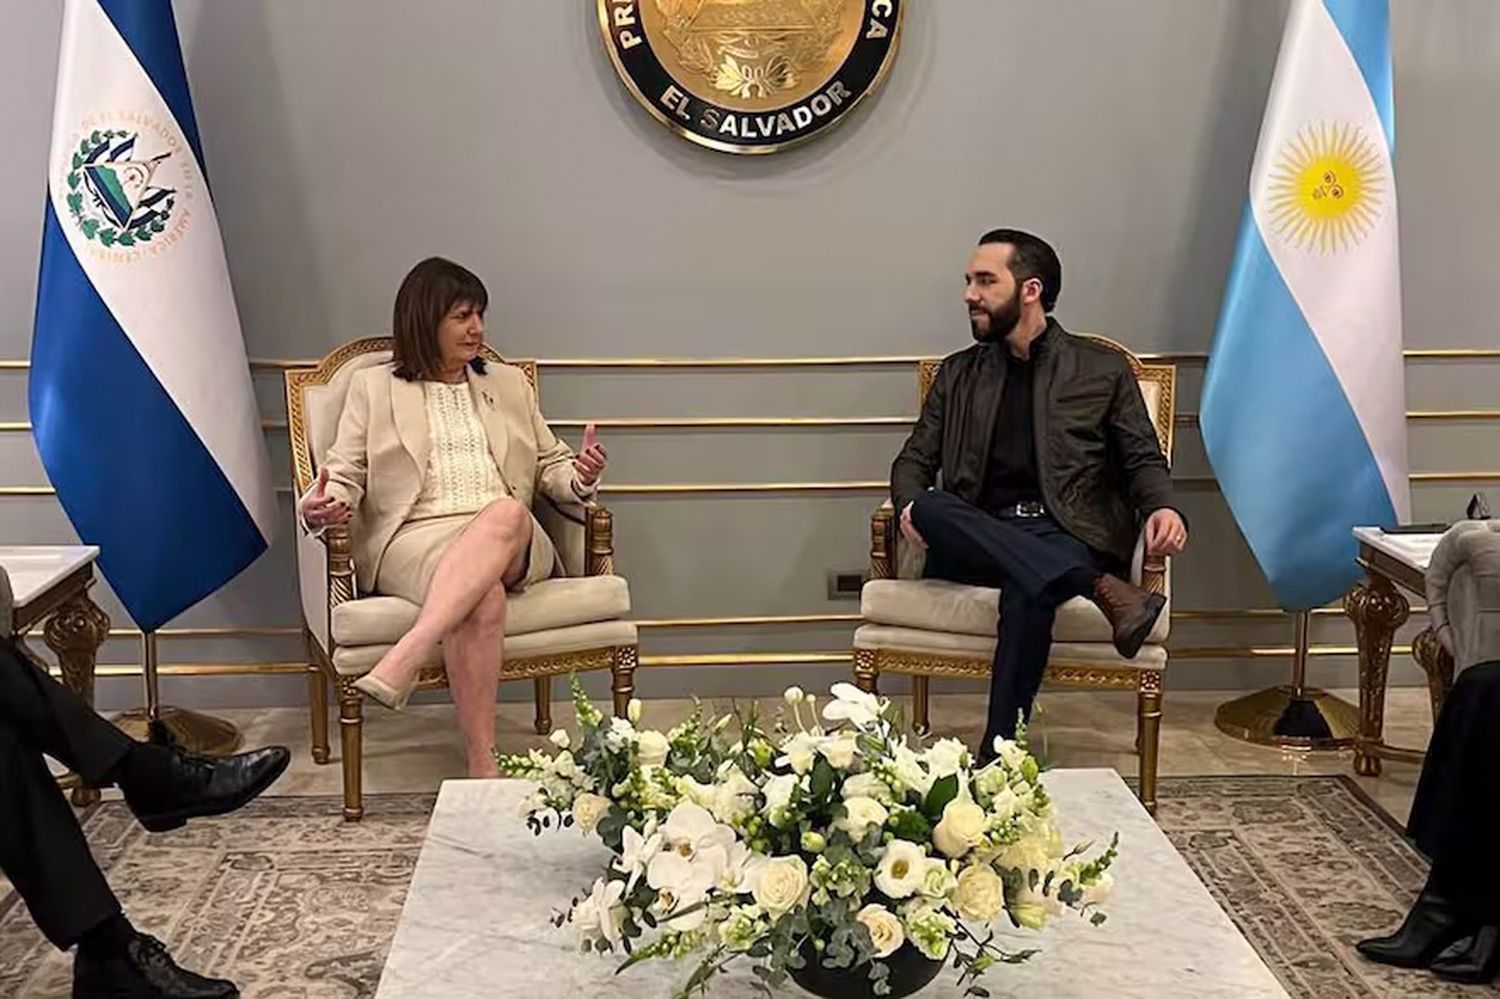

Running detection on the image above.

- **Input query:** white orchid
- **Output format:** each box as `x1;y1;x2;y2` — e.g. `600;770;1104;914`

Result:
776;731;822;775
647;851;717;930
890;741;937;798
821;682;885;730
572;877;626;948
659;801;737;864
715;841;758;894
818;731;859;770
613;820;664;893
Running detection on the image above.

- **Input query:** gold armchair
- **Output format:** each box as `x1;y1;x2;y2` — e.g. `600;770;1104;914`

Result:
852;336;1175;812
286;338;638;820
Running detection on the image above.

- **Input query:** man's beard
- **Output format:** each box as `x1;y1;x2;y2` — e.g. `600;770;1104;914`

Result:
970;288;1022;343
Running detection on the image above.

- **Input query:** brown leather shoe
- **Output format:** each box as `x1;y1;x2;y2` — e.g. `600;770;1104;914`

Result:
1090;574;1166;659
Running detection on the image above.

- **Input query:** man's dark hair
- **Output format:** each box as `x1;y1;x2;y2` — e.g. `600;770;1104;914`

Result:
978;229;1061;313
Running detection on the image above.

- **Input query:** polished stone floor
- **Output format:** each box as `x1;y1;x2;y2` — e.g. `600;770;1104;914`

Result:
223;684;1434;826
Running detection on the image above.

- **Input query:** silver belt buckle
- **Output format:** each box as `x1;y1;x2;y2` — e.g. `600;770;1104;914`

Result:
1015;500;1045;519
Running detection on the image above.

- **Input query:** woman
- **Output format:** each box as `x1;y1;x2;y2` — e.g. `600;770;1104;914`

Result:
1356;660;1500;983
300;257;607;778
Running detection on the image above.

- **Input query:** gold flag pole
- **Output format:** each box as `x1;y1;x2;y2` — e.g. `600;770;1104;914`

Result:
1215;610;1361;748
114;631;242;754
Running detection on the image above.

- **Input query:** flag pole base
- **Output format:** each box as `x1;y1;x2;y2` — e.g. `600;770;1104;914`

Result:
1214;684;1360;750
113;706;243;756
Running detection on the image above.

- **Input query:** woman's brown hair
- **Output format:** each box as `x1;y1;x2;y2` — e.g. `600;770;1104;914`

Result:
390;257;489;381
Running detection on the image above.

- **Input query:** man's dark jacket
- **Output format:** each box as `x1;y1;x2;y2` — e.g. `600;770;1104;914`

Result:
891;319;1177;565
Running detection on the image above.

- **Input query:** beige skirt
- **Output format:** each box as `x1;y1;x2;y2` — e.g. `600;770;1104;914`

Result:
373;509;557;604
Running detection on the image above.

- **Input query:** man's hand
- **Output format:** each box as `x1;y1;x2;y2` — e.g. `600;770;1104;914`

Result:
573;423;608;488
1145;508;1187;556
300;467;351;529
899;502;927;551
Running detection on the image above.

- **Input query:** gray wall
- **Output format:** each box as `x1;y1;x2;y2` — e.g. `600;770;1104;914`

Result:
1;1;1496;709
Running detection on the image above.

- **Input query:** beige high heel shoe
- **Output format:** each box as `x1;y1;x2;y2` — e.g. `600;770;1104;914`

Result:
353;672;417;711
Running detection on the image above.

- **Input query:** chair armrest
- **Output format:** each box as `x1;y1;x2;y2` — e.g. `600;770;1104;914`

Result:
1142;553;1168;597
586;505;616;577
297;524;356;655
870;501;896;579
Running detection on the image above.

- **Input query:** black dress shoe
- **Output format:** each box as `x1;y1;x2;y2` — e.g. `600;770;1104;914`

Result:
74;932;237;998
124;746;290;833
1355;888;1475;968
1432;925;1500;984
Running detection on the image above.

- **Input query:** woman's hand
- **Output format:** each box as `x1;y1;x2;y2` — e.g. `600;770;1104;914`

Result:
301;467;352;529
573;423;608;489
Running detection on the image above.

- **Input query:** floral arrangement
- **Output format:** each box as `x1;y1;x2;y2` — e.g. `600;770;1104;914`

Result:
498;682;1117;998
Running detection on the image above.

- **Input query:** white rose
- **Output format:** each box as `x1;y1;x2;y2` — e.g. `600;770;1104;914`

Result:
819;732;859;770
953;865;1004;922
842;772;893;804
834;796;889;841
637;730;670;767
549;729;571;749
874;840;928;900
932;796;988;859
753;855;810;916
923;738;969;779
856;904;905;959
571;792;612;834
918;858;957;900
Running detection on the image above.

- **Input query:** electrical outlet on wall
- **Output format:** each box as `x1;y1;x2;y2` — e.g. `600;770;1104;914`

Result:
827;570;869;601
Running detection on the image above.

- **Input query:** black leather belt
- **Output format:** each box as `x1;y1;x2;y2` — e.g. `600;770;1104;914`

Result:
996;500;1047;519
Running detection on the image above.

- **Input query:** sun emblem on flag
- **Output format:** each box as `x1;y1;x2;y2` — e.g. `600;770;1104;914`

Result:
1265;122;1385;254
64;128;177;249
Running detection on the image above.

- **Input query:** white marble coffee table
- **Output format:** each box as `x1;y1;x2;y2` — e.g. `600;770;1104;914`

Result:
375;769;1287;998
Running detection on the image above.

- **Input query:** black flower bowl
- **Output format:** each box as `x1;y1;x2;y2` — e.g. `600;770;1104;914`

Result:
789;942;945;999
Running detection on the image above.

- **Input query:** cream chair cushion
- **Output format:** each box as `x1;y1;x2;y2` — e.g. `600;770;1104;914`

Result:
332;619;639;675
861;579;1169;647
853;623;1168;670
332;575;631;648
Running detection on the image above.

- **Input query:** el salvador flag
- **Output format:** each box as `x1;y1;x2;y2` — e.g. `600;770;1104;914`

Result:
1201;0;1410;611
31;0;275;632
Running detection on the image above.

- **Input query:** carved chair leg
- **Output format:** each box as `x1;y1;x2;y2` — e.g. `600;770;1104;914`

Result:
853;649;879;696
338;684;365;822
533;677;553;735
912;676;931;737
612;646;638;719
308;665;331;765
1137;676;1163;816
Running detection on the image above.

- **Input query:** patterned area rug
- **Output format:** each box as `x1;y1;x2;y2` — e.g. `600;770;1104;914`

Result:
0;779;1491;998
1153;775;1497;997
0;794;435;998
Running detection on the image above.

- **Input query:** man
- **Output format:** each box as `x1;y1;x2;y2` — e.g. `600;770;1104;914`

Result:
892;229;1188;760
0;568;290;998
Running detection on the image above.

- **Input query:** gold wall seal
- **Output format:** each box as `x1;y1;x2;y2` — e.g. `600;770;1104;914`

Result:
599;0;903;154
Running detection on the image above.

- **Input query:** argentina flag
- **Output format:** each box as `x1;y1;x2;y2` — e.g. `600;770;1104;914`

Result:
31;0;275;632
1201;0;1409;611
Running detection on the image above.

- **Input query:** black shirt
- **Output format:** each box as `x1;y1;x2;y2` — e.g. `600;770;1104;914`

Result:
979;328;1049;514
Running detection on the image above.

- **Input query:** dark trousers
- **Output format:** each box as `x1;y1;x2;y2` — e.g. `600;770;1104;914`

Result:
1407;659;1500;921
909;490;1118;750
0;636;133;948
